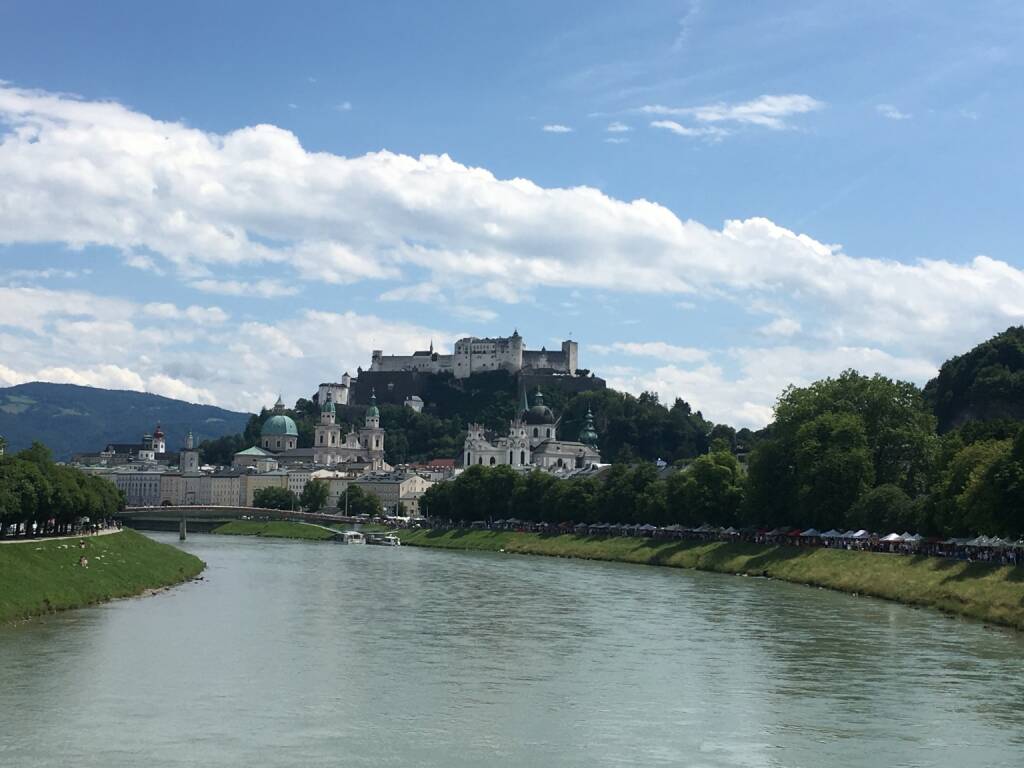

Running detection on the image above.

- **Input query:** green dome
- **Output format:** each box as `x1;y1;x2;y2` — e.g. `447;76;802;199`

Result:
579;408;599;446
366;388;380;419
261;413;298;437
525;387;555;425
321;394;335;414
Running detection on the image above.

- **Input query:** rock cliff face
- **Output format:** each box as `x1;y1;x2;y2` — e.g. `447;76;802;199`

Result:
0;381;250;459
924;326;1024;432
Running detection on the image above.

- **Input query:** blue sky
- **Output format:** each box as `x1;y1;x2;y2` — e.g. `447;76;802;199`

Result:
1;1;1022;426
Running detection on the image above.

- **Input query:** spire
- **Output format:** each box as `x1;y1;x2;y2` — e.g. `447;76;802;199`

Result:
366;387;380;420
321;391;335;413
579;408;599;447
273;394;286;412
429;338;434;354
520;385;529;416
534;386;544;406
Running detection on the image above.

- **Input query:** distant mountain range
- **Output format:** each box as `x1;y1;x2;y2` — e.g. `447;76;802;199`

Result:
0;382;252;460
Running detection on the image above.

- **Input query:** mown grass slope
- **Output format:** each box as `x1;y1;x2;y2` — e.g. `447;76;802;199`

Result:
0;529;204;623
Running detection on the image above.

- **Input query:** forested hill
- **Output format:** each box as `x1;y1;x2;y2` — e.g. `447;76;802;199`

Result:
924;326;1024;432
0;382;251;460
200;371;743;466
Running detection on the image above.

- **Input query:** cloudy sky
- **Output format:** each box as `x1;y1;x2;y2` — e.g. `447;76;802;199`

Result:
1;1;1022;426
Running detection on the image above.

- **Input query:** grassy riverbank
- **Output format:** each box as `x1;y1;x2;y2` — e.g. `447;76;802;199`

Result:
399;529;1024;630
212;520;336;540
0;529;204;624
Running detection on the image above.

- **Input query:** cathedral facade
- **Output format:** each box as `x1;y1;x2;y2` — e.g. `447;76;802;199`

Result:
463;389;601;472
313;390;386;468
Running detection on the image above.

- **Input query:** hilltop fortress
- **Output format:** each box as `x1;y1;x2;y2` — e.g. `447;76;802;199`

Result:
318;330;603;410
369;330;578;379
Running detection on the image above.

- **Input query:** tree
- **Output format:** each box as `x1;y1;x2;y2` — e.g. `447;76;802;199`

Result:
18;441;53;466
253;486;297;510
924;438;1011;536
0;450;120;537
666;449;745;527
775;370;935;495
342;485;383;517
968;428;1024;537
924;325;1024;431
795;412;874;530
299;479;329;512
198;434;246;466
744;437;797;527
849;484;914;533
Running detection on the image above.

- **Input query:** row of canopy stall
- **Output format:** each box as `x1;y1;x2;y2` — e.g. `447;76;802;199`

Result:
470;519;1024;551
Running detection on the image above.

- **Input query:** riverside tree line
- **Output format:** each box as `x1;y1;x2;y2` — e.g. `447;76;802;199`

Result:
423;368;1024;539
0;442;123;538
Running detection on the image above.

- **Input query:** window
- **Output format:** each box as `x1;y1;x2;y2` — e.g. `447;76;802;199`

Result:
477;457;482;465
547;429;552;438
276;440;281;449
509;450;513;463
520;450;526;465
489;457;496;465
533;428;538;438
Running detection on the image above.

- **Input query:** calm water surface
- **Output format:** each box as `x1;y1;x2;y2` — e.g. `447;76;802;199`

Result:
1;532;1023;767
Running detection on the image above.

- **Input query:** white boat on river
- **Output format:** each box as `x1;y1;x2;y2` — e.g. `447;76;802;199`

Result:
366;533;401;546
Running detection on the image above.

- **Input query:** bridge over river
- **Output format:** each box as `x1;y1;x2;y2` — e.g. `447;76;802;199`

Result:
119;505;366;539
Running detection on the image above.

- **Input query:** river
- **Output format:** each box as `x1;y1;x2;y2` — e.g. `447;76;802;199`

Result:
1;532;1023;767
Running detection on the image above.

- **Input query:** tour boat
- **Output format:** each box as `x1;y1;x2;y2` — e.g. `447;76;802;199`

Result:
336;530;366;545
366;533;401;546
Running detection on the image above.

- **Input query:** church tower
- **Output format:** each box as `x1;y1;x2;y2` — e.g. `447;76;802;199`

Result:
152;424;166;454
314;392;342;464
180;429;200;474
359;389;385;464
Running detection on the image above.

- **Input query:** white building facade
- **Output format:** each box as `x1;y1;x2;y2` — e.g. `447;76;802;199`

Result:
464;389;601;472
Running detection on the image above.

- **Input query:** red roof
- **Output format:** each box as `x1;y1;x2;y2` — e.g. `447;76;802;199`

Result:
427;458;455;468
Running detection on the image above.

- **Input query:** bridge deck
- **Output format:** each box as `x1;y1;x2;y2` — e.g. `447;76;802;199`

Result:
121;505;366;526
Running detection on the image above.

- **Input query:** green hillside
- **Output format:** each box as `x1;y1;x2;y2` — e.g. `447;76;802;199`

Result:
925;326;1024;432
0;382;251;460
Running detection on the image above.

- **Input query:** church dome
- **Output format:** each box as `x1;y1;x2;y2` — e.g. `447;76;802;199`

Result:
524;388;555;425
366;388;380;419
579;408;599;446
321;394;335;414
261;413;298;437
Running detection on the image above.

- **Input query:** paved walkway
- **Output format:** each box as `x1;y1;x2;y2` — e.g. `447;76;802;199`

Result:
0;527;123;545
